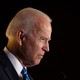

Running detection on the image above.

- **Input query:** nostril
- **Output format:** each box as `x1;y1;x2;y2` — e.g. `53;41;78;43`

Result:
42;45;49;52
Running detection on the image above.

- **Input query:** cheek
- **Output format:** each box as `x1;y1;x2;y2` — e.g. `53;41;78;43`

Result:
23;37;43;57
33;42;43;52
26;43;43;60
23;41;44;66
23;40;37;56
27;39;42;53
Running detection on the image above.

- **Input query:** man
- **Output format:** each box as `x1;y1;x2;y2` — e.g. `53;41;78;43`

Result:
0;7;52;80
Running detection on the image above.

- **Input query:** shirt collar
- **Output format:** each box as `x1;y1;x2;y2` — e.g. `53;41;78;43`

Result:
4;47;23;77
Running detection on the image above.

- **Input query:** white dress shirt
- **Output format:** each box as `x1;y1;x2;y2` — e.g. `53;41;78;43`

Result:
4;47;23;77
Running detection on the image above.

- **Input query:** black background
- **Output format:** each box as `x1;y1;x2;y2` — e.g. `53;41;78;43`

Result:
0;0;80;80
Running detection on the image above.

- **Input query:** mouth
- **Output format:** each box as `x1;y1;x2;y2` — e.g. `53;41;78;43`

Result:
39;55;44;59
38;52;45;59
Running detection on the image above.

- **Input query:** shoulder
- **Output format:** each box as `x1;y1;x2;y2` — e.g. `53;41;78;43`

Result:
0;50;10;66
0;50;7;60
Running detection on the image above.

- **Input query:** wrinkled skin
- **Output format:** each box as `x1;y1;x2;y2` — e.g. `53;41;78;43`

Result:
20;20;52;67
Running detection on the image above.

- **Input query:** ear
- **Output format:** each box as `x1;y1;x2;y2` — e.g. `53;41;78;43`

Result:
17;29;25;46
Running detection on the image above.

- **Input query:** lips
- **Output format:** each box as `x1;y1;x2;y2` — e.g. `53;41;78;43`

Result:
38;52;45;59
38;54;44;59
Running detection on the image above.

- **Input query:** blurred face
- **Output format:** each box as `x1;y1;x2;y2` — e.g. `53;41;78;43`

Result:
21;21;52;67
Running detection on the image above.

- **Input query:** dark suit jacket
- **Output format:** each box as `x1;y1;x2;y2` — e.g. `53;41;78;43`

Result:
0;50;33;80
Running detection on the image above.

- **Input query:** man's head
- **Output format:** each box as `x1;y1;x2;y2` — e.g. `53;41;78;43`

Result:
6;7;52;67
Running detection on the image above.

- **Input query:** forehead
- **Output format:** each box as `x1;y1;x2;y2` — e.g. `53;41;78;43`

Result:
32;20;52;39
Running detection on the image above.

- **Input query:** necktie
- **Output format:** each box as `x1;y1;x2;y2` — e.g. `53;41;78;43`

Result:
21;67;30;80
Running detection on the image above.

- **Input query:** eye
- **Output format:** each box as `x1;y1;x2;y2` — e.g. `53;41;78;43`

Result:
40;37;47;42
40;36;50;42
41;38;45;41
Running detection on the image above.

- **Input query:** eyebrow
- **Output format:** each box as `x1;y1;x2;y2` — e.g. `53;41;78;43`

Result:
42;36;51;41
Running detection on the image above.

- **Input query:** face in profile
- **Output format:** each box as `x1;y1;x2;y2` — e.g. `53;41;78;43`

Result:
21;21;52;67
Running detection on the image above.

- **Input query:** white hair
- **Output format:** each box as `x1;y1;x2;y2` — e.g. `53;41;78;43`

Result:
6;7;52;38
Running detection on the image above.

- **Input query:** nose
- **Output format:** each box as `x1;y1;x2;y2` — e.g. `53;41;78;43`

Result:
43;42;49;52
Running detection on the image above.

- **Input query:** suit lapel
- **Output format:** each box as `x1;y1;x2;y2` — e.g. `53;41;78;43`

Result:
0;50;33;80
4;66;20;80
0;51;20;80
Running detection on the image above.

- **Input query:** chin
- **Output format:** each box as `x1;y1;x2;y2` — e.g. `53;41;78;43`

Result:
35;60;41;65
23;59;41;67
